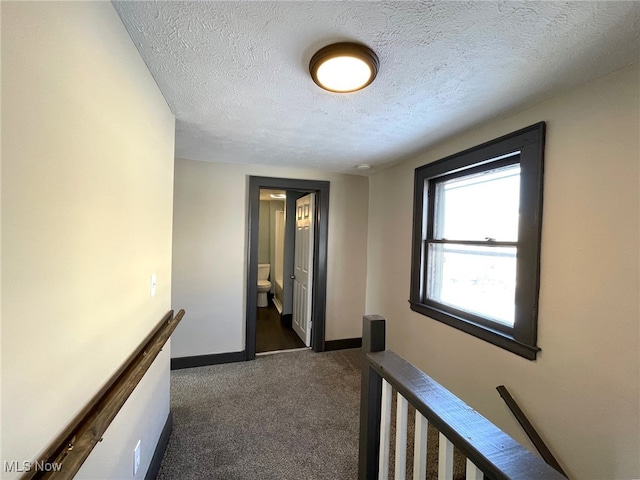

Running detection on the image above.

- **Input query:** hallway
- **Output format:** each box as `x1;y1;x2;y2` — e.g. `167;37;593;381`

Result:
156;349;361;479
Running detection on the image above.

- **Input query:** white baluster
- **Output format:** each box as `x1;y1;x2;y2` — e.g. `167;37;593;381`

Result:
413;412;428;480
466;459;484;480
379;379;392;480
395;393;408;480
438;432;454;480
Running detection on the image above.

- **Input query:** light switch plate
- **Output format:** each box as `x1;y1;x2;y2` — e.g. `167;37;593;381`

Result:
150;274;157;298
133;440;141;475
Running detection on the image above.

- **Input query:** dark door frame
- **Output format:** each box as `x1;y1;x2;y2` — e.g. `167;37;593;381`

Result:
246;176;330;361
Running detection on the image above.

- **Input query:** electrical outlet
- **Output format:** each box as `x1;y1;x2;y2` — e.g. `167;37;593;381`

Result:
133;440;141;475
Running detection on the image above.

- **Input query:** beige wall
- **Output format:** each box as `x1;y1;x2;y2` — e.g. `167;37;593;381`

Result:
75;347;170;480
366;63;640;479
171;159;369;358
1;2;175;478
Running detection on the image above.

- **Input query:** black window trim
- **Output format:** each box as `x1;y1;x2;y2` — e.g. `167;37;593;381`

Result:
410;122;546;360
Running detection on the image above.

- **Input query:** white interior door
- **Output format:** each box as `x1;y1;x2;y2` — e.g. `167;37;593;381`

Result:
292;193;315;346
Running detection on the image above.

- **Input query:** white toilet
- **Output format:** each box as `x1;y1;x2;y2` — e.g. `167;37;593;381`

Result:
257;264;271;308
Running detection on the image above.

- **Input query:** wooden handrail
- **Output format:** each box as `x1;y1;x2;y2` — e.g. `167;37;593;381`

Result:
359;315;567;480
497;385;567;477
21;309;185;480
367;351;566;480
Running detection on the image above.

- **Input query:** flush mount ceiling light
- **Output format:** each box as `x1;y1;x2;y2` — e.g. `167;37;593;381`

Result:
309;42;379;93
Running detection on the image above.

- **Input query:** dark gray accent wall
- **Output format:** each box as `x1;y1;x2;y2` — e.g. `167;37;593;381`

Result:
258;200;271;263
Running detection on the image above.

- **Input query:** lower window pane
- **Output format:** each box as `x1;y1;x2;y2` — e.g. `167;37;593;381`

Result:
427;243;516;326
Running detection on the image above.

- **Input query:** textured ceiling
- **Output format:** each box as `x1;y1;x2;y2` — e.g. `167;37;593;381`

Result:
113;1;640;175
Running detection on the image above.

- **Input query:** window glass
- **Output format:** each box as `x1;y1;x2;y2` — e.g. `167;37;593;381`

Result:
433;163;520;242
426;243;517;326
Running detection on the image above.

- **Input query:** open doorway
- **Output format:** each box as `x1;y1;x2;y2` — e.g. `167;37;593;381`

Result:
255;188;305;353
246;177;330;361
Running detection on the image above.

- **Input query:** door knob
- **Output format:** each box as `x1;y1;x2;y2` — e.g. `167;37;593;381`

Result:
291;275;295;279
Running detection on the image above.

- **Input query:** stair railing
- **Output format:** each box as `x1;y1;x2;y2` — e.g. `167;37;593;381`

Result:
496;385;567;477
20;309;185;480
358;315;566;480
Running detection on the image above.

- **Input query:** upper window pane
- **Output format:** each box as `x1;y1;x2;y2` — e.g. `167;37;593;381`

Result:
433;163;521;242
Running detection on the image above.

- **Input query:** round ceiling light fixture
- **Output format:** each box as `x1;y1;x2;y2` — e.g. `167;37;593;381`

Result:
309;42;379;93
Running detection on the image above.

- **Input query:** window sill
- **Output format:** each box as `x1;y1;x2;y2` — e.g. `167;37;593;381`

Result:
409;301;540;360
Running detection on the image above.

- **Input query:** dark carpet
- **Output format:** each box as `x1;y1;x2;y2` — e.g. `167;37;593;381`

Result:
156;349;361;480
156;348;465;479
386;402;467;480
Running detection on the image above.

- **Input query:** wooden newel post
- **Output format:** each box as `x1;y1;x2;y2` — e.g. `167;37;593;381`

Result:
358;315;386;480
